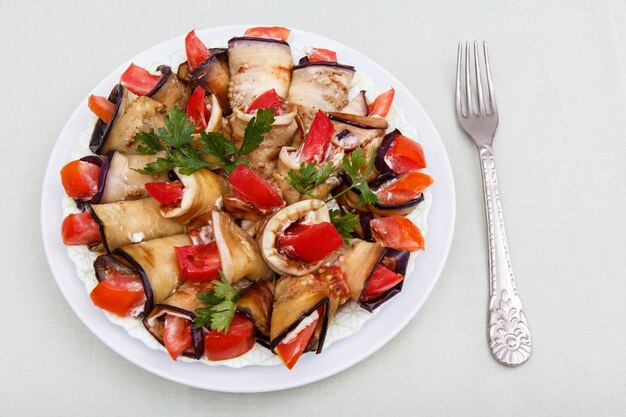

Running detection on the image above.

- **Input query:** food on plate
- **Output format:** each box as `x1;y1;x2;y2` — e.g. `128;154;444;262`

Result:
60;26;433;369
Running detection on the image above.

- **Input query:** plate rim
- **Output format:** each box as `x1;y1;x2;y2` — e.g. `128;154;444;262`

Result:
40;25;456;393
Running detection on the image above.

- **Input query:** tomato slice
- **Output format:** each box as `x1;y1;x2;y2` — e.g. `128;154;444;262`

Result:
278;222;343;263
385;134;427;174
370;216;425;252
361;264;404;301
308;48;337;63
175;242;222;282
186;86;210;131
374;172;434;206
119;63;161;96
246;89;281;116
90;272;145;317
185;30;212;72
203;313;256;361
367;88;395;117
299;110;334;163
60;160;101;199
228;164;284;210
243;26;290;41
145;181;184;207
61;212;101;245
163;315;193;360
88;95;115;123
275;307;322;369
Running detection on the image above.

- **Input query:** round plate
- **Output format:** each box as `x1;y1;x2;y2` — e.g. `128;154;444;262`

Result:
40;25;455;392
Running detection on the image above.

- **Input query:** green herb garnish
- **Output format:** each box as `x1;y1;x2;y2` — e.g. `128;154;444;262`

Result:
286;161;334;197
329;209;359;245
327;147;379;205
193;272;239;332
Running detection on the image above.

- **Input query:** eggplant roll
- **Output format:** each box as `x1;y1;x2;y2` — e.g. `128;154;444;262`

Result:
287;62;355;131
237;280;275;338
227;37;293;109
178;48;231;114
94;233;191;316
229;104;299;177
143;280;213;359
329;112;387;151
212;210;273;286
90;84;166;155
260;199;332;276
341;90;368;116
87;198;185;252
341;239;410;311
86;151;169;204
161;168;228;224
148;65;191;112
270;274;331;354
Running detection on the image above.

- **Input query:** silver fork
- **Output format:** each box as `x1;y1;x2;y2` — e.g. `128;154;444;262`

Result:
455;42;532;366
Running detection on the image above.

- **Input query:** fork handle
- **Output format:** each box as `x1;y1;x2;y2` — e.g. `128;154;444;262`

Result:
478;145;532;366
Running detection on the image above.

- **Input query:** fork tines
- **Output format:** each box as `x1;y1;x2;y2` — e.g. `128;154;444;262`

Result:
455;41;497;118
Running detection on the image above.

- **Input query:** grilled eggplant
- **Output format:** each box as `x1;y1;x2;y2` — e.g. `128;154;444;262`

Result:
148;65;191;112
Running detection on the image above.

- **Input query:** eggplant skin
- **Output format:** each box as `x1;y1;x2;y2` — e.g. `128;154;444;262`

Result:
358;248;410;312
89;84;124;154
237;280;275;337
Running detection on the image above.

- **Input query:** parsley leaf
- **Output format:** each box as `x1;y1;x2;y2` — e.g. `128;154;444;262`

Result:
286;161;334;197
209;300;238;332
239;108;275;155
193;274;240;332
213;271;239;301
168;145;211;176
135;131;164;154
329;209;359;245
133;157;176;175
327;147;379;205
159;107;195;148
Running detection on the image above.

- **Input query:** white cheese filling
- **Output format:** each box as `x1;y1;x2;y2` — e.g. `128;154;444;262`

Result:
281;310;319;345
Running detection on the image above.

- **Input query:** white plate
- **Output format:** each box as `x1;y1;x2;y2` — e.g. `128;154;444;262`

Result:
40;25;456;392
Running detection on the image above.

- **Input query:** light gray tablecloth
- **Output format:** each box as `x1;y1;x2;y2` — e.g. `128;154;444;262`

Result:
2;0;625;415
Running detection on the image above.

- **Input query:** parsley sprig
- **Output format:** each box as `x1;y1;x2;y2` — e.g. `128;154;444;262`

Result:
286;161;334;197
193;273;239;332
329;209;359;244
327;147;379;205
134;107;275;176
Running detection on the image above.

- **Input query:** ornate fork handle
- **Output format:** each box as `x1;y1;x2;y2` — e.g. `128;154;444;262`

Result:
479;145;532;366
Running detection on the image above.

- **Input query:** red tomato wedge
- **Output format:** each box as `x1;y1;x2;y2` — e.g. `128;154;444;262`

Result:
278;222;343;263
175;243;222;282
243;26;290;41
90;273;145;317
370;216;425;252
145;181;184;207
119;63;161;96
163;315;193;360
299;110;334;163
186;86;210;131
185;30;212;72
385;134;427;174
203;313;256;361
61;212;101;245
367;88;395;117
361;264;404;301
275;307;322;369
374;172;434;206
88;95;115;123
308;48;337;62
60;160;101;199
228;164;284;210
246;89;281;115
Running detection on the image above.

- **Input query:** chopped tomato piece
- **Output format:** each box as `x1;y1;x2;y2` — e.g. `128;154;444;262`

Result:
186;86;210;131
61;212;101;245
308;48;337;63
299;110;334;163
278;222;343;263
60;160;101;199
368;88;395;117
361;264;404;301
283;222;312;236
163;315;193;360
275;307;322;369
374;172;434;206
370;216;425;252
246;89;281;116
88;95;115;123
145;181;184;207
243;26;290;41
317;265;350;301
203;313;256;361
175;243;221;282
119;63;161;96
228;164;284;210
90;273;145;317
385;134;427;174
185;30;212;71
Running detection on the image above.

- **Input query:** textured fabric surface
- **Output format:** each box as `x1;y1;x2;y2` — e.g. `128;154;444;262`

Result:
1;0;625;415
